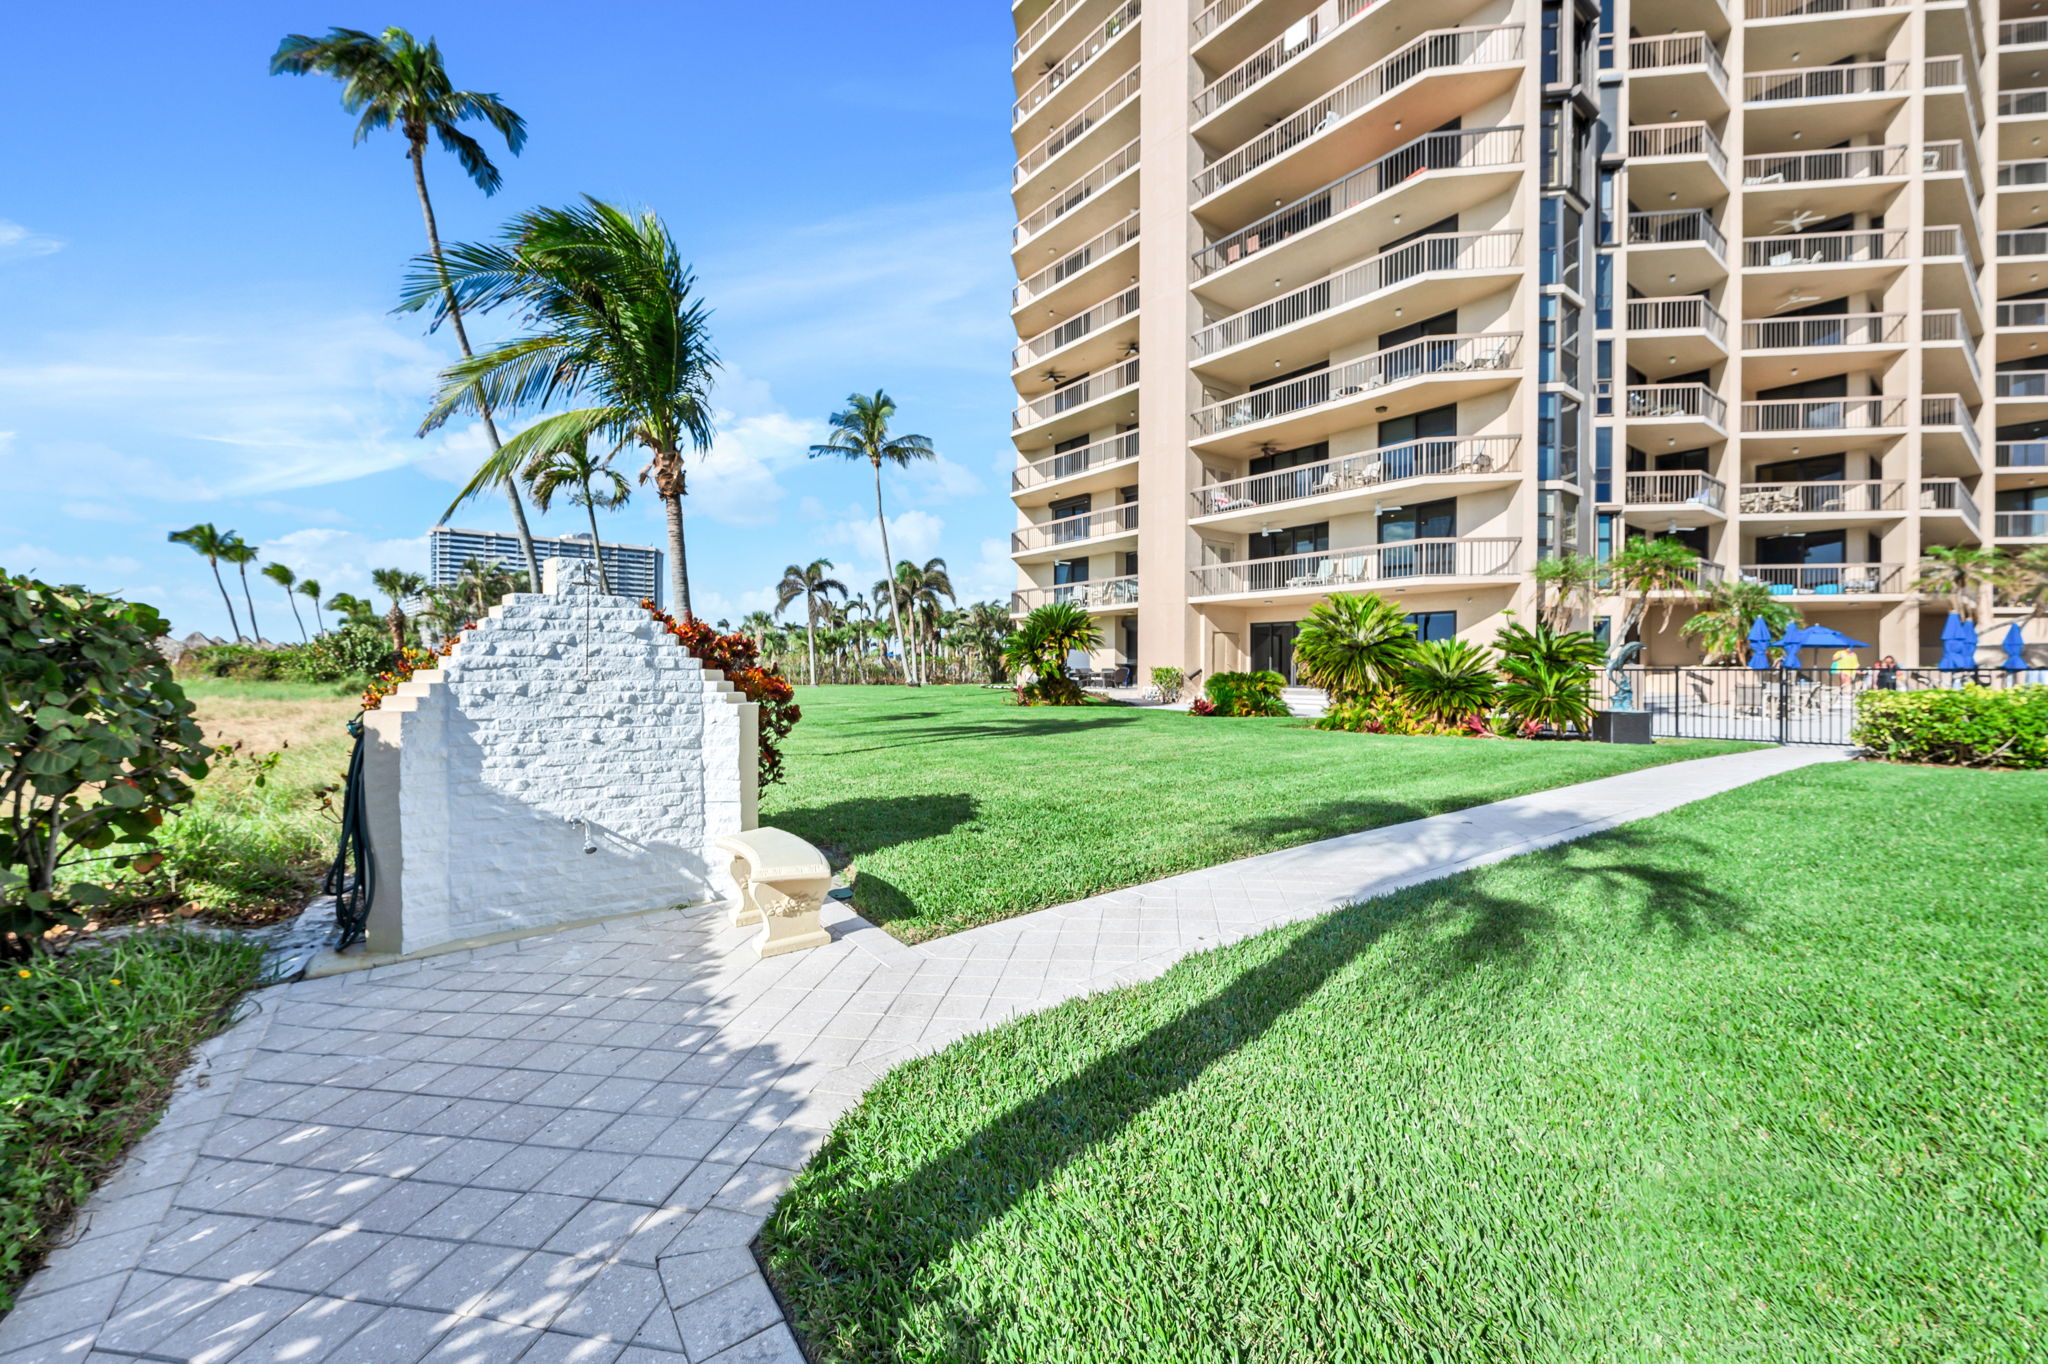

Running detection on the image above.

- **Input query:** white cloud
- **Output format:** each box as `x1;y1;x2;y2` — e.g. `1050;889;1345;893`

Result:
955;537;1019;605
894;454;986;507
820;505;948;591
0;220;63;259
691;586;779;626
260;528;431;605
1;543;145;582
60;500;144;524
688;409;823;526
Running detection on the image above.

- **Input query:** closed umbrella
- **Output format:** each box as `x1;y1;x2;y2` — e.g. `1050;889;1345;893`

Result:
2003;623;2028;671
1747;616;1775;670
1938;613;1979;671
1776;627;1806;671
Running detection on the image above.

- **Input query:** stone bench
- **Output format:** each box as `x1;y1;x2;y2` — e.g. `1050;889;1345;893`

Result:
714;828;833;958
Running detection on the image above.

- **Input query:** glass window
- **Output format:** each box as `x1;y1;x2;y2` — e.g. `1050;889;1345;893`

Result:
1407;611;1458;642
1594;426;1613;502
1596;512;1616;563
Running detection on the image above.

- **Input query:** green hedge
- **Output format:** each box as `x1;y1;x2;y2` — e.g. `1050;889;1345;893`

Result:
1202;670;1290;718
1852;685;2048;770
177;626;390;685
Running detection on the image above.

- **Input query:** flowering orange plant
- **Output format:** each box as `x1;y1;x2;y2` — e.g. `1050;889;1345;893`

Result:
359;626;472;711
641;602;801;791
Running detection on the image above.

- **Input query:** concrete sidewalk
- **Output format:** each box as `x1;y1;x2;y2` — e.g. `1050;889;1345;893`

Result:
0;743;1845;1363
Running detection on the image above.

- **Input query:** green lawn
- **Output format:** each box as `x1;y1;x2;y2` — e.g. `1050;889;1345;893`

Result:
760;686;1756;941
761;761;2048;1362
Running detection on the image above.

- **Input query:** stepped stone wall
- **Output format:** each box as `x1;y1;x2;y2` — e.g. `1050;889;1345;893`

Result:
360;560;757;956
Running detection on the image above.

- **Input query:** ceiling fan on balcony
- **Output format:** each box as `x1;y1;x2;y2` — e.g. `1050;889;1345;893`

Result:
1770;209;1830;234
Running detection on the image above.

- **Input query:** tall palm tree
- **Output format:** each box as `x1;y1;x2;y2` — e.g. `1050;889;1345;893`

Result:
1997;545;2048;624
372;567;425;650
1606;538;1702;646
166;523;243;642
220;537;263;643
325;592;380;629
404;200;715;616
809;391;938;684
1916;544;2001;623
262;563;308;641
298;578;325;634
520;437;631;593
776;560;847;688
874;557;956;684
739;610;777;655
271;26;542;587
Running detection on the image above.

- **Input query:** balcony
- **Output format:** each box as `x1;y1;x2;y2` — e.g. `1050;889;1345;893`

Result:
1013;284;1140;375
1190;437;1522;528
1736;481;1906;525
1996;512;2048;539
1013;2;1142;130
1746;0;1899;16
1012;356;1140;439
1998;158;2048;189
1923;310;1983;395
1014;66;1141;191
1012;504;1139;559
1626;297;1729;373
1741;228;1906;301
1740;144;1906;196
2000;88;2048;159
1742;313;1903;351
1190;332;1522;453
1743;61;1905;103
1628;33;1730;118
1624;384;1729;445
1192;0;1373;126
1744;62;1908;144
1919;478;1982;534
1627;123;1729;206
1190;25;1523;219
1189;537;1522;602
1013;212;1139;315
1626;210;1728;294
1738;563;1905;596
1622;472;1729;516
1920;395;1982;467
1190;230;1522;378
1996;441;2048;470
1995;371;2048;425
2002;18;2048;47
1740;396;1904;440
1012;575;1140;615
1013;138;1140;254
1015;0;1093;71
1012;429;1142;502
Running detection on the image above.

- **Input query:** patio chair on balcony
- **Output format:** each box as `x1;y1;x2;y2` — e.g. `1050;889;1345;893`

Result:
1334;553;1371;583
1205;490;1257;514
1286;560;1337;589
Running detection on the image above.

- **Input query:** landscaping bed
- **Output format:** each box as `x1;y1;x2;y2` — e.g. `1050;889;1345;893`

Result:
762;761;2048;1361
762;686;1758;941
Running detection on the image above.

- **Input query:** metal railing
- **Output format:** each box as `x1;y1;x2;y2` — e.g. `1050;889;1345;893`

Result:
1921;396;1979;456
1624;472;1727;509
1997;371;2048;399
1743;313;1904;349
1999;301;2048;329
1015;0;1088;67
1014;2;1142;127
1741;145;1905;186
2002;18;2048;45
1192;332;1522;435
1015;66;1141;185
1012;504;1139;553
1013;430;1142;492
1191;537;1522;596
1194;0;1374;118
1744;61;1906;102
1742;228;1903;268
1192;26;1523;199
1924;225;1976;263
1193;0;1256;39
1629;121;1728;178
1736;480;1904;515
1013;575;1140;613
1999;230;2048;258
1628;296;1728;341
1624;383;1728;427
1192;231;1521;356
1014;213;1139;307
1013;356;1141;429
1923;312;1982;384
1997;512;2048;538
1742;397;1903;433
1746;0;1896;16
1192;437;1521;516
1919;479;1981;532
2001;88;2048;117
1629;33;1728;88
1192;127;1523;275
1997;441;2048;469
1014;285;1140;369
1999;158;2048;187
1739;563;1903;593
1627;209;1726;257
1925;140;1985;204
1014;138;1141;246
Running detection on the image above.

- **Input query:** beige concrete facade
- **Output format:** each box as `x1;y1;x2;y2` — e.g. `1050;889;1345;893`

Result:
1010;0;2037;681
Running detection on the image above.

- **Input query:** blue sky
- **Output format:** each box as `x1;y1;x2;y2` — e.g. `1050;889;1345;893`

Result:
0;1;1018;638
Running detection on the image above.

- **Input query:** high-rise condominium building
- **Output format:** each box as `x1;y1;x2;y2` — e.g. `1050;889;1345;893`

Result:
428;526;665;607
1008;0;2042;682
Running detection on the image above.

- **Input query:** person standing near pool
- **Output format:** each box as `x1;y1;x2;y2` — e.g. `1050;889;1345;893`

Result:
1876;655;1900;690
1831;646;1860;690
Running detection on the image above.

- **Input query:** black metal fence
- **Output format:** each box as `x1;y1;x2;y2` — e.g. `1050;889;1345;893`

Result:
1597;667;2037;746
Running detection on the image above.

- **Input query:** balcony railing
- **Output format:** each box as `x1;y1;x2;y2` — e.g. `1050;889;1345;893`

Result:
1629;33;1728;88
2000;88;2048;118
1747;0;1896;16
1998;441;2048;469
1013;430;1142;493
1014;138;1141;246
1192;231;1522;356
1624;472;1727;509
1014;212;1139;308
2002;18;2048;46
1194;0;1374;118
1192;127;1524;275
1736;480;1904;515
1015;66;1141;185
1919;479;1981;532
1191;537;1522;596
1742;313;1904;349
1741;145;1905;186
1997;371;2048;400
1628;296;1728;341
1192;26;1523;199
1921;396;1979;455
1999;158;2048;187
1742;228;1903;268
1015;0;1088;67
1627;209;1727;257
1013;575;1140;613
1741;397;1903;432
1997;512;2048;537
1739;563;1903;593
1013;504;1139;553
1999;230;2048;258
1193;0;1255;39
1922;139;1984;202
1629;122;1728;179
1999;301;2048;329
1192;333;1522;436
1013;356;1141;429
1923;312;1983;384
1744;61;1906;103
1014;285;1140;369
1924;226;1975;262
1192;437;1521;516
1013;2;1142;127
1624;384;1728;427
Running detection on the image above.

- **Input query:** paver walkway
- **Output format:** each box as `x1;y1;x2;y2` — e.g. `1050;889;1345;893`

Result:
1;743;1844;1363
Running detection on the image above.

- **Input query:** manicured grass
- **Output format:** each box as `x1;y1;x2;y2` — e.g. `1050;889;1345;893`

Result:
0;932;262;1311
762;762;2048;1362
761;686;1757;941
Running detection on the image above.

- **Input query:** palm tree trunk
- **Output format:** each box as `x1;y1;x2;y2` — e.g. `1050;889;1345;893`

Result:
238;564;262;643
409;141;542;589
662;490;691;617
582;495;612;594
872;460;915;685
209;560;242;643
312;598;325;633
805;598;818;688
284;588;307;642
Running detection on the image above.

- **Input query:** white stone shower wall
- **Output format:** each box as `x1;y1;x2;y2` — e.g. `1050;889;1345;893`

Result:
359;560;757;956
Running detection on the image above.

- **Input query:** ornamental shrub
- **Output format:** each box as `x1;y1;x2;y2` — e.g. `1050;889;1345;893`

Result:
1201;670;1290;718
1852;685;2048;769
644;604;801;792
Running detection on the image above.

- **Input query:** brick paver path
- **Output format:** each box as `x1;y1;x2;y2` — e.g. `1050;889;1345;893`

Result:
1;744;1843;1362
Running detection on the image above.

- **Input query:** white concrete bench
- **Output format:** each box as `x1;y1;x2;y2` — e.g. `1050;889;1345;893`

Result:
714;828;833;958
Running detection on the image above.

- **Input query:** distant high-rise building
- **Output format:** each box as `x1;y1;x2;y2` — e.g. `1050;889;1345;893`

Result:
428;526;664;607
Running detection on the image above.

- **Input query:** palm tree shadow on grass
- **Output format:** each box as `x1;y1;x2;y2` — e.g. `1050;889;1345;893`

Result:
765;793;979;928
759;826;1746;1359
798;711;1144;757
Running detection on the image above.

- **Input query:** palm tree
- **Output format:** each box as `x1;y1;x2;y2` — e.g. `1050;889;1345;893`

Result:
1293;592;1418;702
1997;545;2048;624
520;438;631;593
372;567;425;650
876;557;956;684
809;392;938;684
1002;601;1102;704
958;601;1015;684
404;199;717;617
1606;538;1702;647
220;537;263;643
1916;544;2001;623
271;26;542;587
1532;551;1601;631
739;610;777;655
262;563;308;641
775;560;847;688
1678;579;1800;664
325;592;380;630
166;523;243;642
297;578;325;634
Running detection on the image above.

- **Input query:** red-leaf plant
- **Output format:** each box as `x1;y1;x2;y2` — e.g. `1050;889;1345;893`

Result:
642;603;801;794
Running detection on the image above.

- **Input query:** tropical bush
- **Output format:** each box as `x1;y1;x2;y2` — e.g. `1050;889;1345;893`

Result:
1002;601;1102;706
1293;593;1418;702
1400;639;1499;724
1150;666;1185;703
1852;686;2048;770
1496;622;1603;734
1310;614;1602;738
1199;671;1290;718
179;628;394;686
644;604;802;791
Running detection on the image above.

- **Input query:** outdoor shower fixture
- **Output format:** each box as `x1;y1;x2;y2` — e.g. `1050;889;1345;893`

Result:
567;815;598;855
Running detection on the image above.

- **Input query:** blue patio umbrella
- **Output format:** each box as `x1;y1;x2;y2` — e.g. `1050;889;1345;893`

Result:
2003;622;2028;671
1938;612;1979;671
1747;616;1775;670
1784;624;1868;650
1776;628;1805;670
